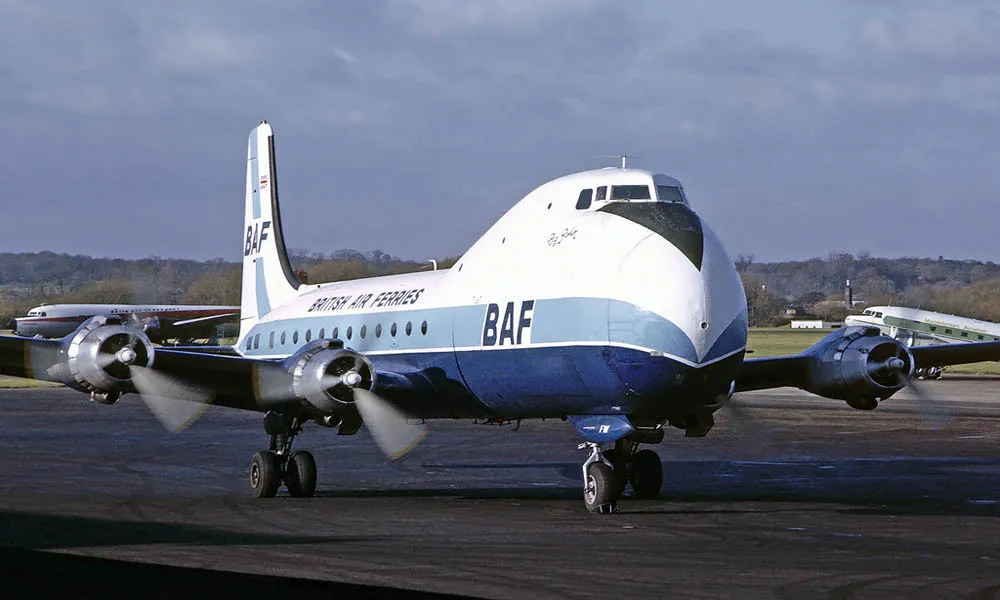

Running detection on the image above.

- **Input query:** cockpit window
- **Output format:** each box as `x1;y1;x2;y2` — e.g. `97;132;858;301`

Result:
575;189;593;210
610;185;651;201
596;186;607;201
656;185;685;203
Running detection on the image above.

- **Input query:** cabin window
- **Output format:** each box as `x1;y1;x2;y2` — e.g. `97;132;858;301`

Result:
421;321;428;335
406;321;412;336
391;323;397;337
269;332;275;349
930;326;937;332
319;328;325;338
293;331;299;344
945;329;953;334
978;334;984;340
961;331;968;338
375;324;382;338
254;334;260;349
656;185;685;203
332;327;339;339
305;329;312;342
346;326;352;340
575;189;593;210
360;325;367;339
280;331;287;345
596;186;607;201
610;185;651;201
245;337;252;351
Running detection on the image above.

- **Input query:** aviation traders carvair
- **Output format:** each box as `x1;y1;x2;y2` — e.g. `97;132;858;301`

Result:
4;122;1000;513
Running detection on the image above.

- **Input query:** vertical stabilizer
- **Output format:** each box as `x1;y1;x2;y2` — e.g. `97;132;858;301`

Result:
239;122;301;341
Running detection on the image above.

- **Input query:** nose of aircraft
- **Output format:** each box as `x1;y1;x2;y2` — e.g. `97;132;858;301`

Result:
613;224;747;364
609;213;747;407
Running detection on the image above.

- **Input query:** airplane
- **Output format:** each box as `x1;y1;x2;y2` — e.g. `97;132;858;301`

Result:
9;303;239;343
3;121;1000;514
845;306;1000;379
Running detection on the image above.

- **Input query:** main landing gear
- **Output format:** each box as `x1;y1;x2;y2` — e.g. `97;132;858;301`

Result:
249;411;317;498
579;439;664;513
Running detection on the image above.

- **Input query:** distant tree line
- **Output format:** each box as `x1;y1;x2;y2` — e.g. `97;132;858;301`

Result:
3;250;1000;328
0;249;455;326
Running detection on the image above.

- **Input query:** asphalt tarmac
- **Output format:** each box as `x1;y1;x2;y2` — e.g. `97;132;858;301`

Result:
1;378;999;599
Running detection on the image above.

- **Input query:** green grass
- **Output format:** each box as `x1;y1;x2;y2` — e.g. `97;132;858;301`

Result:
0;376;61;389
746;327;1000;375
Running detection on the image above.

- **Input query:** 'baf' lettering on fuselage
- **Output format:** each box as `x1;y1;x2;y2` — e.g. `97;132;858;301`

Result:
482;300;534;346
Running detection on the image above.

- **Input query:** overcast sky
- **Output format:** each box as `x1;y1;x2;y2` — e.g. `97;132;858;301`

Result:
2;0;999;263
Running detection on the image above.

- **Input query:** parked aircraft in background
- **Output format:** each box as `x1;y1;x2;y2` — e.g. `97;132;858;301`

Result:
4;122;1000;514
9;304;239;343
845;306;1000;378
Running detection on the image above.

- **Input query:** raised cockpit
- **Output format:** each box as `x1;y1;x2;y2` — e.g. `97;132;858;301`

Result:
564;170;688;211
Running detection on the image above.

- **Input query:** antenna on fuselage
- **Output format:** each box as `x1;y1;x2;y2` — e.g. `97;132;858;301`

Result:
594;153;636;169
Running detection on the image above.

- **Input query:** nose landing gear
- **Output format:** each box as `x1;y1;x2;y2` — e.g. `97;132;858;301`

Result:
580;442;621;513
249;411;318;498
579;439;665;513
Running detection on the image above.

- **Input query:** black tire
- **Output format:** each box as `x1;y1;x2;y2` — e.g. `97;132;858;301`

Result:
584;462;621;514
285;450;317;498
603;448;628;496
630;449;663;500
250;450;281;498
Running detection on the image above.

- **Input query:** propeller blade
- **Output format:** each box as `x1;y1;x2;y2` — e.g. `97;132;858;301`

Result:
129;365;213;432
96;352;119;369
906;377;953;431
719;394;775;453
353;388;426;460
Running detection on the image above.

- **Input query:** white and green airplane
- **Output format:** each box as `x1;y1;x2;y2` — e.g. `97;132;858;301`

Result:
845;306;1000;378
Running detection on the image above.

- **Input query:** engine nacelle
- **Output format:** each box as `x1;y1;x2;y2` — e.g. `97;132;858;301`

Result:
64;316;154;394
283;340;375;414
802;326;913;408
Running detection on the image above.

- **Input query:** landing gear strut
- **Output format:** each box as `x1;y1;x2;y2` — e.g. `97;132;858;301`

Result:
249;411;317;498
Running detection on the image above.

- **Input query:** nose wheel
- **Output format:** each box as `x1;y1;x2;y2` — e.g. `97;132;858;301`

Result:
249;412;318;498
579;442;623;513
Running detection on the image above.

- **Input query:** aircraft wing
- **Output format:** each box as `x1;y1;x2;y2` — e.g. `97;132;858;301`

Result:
733;355;811;392
0;317;430;421
908;340;1000;369
734;333;1000;398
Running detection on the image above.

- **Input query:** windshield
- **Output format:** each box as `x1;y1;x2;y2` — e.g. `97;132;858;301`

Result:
656;185;685;203
610;185;651;201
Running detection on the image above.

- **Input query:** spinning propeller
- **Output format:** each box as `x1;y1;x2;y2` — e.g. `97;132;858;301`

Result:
96;331;213;432
265;353;427;460
867;348;954;430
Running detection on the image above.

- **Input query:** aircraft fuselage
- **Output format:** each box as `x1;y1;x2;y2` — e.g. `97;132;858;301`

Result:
237;168;748;425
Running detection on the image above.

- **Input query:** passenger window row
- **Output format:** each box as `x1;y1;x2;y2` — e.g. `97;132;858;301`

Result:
246;320;429;351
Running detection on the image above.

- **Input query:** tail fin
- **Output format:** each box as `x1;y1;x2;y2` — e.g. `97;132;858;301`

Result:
239;122;301;339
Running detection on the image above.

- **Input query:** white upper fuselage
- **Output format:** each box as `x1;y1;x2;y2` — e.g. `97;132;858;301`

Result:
845;305;1000;345
238;167;748;418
